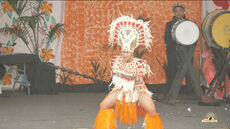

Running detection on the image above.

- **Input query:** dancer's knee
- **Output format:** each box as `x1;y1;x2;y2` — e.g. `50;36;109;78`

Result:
100;101;108;110
147;107;157;116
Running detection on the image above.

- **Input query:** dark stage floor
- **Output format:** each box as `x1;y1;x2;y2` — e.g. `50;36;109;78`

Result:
0;91;229;129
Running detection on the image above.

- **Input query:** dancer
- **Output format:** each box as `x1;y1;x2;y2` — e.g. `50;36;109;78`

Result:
94;15;163;129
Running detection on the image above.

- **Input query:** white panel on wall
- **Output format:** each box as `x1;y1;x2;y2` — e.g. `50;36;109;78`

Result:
0;0;65;93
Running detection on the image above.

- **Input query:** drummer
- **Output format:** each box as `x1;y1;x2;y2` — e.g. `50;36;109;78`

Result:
164;3;193;92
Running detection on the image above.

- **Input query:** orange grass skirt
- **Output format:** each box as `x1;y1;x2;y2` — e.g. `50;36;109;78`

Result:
109;85;151;125
114;96;147;125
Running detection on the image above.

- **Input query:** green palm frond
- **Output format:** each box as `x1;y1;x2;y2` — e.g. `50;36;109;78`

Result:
112;44;117;52
46;23;65;42
103;66;107;74
7;0;41;16
139;49;147;58
137;14;150;22
18;14;44;30
0;26;32;53
0;26;22;36
34;0;43;3
7;0;28;16
0;27;14;35
91;60;100;78
90;60;108;81
102;43;117;53
102;43;111;51
134;48;147;58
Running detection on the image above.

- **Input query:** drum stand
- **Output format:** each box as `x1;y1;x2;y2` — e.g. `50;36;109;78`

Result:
207;48;230;99
161;44;204;104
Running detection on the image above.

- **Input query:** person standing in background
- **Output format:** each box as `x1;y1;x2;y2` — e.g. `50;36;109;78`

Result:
164;3;193;93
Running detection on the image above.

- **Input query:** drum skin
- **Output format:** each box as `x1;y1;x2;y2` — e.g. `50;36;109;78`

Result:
172;20;200;45
202;9;230;48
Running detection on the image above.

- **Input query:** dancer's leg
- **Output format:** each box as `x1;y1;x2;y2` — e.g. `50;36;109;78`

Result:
94;91;119;129
138;92;163;129
138;92;156;115
100;91;119;109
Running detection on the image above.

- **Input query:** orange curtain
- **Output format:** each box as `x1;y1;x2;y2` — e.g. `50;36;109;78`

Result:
61;1;202;85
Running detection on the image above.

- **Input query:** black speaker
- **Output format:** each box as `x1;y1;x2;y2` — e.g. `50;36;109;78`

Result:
31;63;57;94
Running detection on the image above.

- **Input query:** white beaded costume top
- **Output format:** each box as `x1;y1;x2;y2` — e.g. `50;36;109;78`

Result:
109;55;153;103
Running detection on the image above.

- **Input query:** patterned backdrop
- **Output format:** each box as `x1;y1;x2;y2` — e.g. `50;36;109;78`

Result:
61;1;202;85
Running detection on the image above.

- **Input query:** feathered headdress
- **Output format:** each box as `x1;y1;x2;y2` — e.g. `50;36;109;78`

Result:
108;14;152;52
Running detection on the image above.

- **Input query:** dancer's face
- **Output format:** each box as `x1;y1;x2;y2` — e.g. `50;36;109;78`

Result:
121;51;133;62
174;7;185;20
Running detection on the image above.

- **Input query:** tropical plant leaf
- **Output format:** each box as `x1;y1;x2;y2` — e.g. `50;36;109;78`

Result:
45;12;50;21
134;48;147;59
99;67;108;81
4;0;64;55
91;60;97;73
46;23;65;44
33;7;38;12
7;10;12;19
13;17;17;25
0;26;32;53
102;43;110;50
45;42;50;50
112;44;117;52
51;16;56;24
8;66;13;73
11;35;17;42
90;60;94;67
16;14;44;48
7;0;29;16
18;14;44;26
29;17;36;31
91;60;105;79
50;36;56;43
35;0;44;4
91;70;95;74
137;14;150;22
103;66;107;74
44;21;48;30
0;27;13;35
139;49;147;58
7;40;10;48
96;63;100;72
5;23;9;28
18;16;34;29
134;48;139;57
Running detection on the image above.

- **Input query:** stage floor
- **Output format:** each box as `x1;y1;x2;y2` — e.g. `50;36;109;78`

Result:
0;92;229;129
